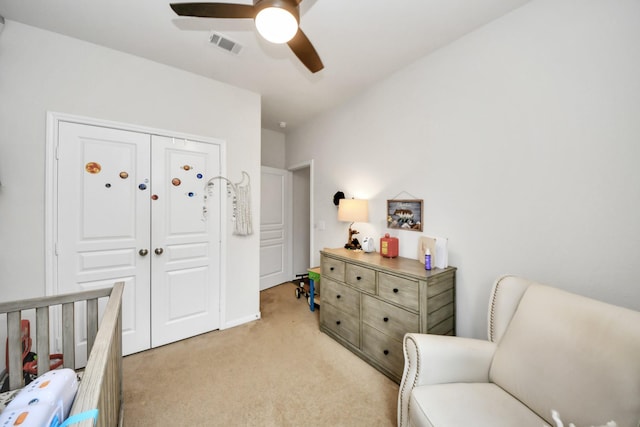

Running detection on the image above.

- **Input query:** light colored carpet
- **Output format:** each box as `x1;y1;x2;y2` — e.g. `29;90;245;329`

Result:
122;282;399;426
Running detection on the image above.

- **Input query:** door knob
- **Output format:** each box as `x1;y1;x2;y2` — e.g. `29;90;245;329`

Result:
155;248;164;255
139;249;148;256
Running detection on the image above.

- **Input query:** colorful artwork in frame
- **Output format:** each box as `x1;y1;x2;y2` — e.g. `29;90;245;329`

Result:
387;199;423;232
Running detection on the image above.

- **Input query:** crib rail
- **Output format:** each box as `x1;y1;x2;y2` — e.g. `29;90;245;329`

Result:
69;282;124;427
1;282;124;426
0;284;118;390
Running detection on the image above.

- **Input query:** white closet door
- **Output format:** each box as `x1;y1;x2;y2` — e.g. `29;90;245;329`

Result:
57;121;151;364
150;135;221;347
56;122;223;364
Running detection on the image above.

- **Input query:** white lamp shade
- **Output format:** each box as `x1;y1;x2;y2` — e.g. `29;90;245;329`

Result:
255;7;298;44
338;199;369;223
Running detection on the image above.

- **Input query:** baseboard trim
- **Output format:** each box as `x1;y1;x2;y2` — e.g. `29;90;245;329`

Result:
222;311;261;330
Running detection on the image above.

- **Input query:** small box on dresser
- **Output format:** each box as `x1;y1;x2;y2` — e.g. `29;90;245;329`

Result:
319;248;456;383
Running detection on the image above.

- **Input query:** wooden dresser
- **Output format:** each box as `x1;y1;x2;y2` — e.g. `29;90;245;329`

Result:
319;248;456;383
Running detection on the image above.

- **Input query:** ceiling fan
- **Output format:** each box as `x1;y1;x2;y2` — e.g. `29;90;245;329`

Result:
170;0;324;73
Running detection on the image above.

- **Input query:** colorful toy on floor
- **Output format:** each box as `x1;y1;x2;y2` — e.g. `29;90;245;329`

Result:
294;267;321;311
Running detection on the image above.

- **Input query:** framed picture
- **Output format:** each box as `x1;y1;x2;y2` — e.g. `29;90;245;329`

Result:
387;199;423;232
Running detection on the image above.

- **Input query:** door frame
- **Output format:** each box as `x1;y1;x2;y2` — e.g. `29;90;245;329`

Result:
288;160;315;268
45;111;228;324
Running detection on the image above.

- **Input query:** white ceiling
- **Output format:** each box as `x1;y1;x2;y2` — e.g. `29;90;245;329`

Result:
0;0;531;133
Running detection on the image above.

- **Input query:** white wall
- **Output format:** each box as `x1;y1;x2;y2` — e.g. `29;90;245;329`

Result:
261;128;286;169
0;21;261;327
286;0;640;339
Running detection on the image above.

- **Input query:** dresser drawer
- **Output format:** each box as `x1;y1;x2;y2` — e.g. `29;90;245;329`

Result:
345;263;376;294
321;302;360;347
378;272;419;311
322;277;360;316
321;257;345;282
362;324;404;379
362;294;419;341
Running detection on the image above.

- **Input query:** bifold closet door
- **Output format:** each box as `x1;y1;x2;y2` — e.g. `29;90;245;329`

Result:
57;122;152;365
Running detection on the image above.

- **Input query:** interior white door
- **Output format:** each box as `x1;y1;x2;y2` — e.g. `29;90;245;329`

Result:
150;135;221;347
260;166;292;290
57;121;151;365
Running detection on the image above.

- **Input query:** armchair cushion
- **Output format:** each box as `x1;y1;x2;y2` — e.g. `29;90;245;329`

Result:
398;334;496;427
409;383;547;427
489;284;640;427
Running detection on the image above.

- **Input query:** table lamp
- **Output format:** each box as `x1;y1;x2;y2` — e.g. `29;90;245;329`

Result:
338;198;369;250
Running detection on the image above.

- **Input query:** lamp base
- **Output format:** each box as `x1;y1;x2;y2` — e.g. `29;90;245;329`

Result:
344;241;361;250
344;225;361;250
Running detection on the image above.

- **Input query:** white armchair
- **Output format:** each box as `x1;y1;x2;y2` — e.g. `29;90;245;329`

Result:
398;276;640;427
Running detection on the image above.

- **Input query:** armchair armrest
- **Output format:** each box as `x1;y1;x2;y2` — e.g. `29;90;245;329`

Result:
398;333;497;427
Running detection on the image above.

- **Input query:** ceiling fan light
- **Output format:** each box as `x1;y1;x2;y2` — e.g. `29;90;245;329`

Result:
255;7;298;44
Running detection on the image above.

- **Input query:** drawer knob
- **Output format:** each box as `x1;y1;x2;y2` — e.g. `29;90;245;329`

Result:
336;320;341;325
356;276;362;280
393;288;399;293
383;317;389;322
383;350;389;356
336;294;341;299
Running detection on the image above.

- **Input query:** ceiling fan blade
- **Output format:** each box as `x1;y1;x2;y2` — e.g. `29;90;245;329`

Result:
287;29;324;73
170;3;255;19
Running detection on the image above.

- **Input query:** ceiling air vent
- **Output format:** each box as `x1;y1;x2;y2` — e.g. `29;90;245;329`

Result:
209;32;242;55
